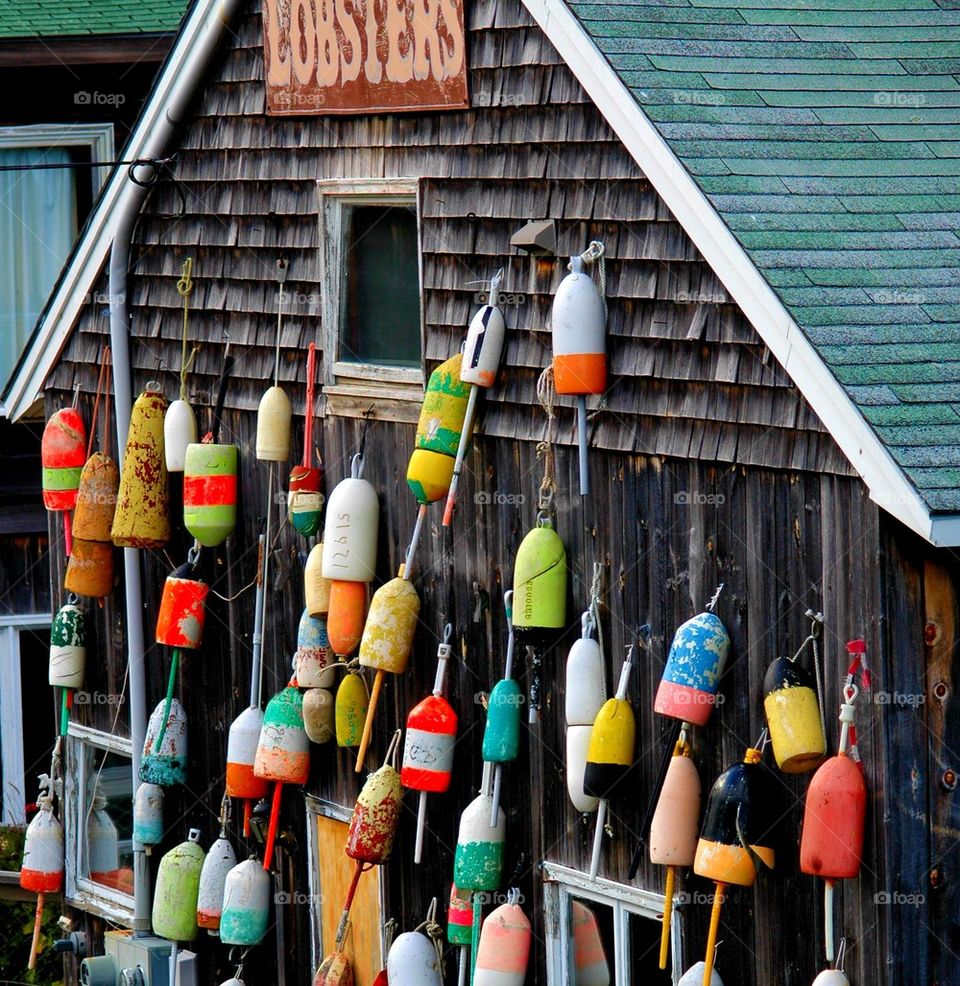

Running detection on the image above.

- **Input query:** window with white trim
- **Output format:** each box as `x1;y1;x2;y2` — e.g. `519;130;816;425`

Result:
317;178;424;408
543;862;680;984
0;123;114;392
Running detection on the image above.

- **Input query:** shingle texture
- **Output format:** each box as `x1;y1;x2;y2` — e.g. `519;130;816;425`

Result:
0;0;185;38
568;0;960;512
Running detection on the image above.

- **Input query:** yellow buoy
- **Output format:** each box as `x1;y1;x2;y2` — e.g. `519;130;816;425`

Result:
336;671;369;748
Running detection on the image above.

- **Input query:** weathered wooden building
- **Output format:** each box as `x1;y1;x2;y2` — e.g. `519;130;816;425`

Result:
8;0;960;983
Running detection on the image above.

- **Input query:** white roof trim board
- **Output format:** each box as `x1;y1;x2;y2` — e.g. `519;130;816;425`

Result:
5;0;956;545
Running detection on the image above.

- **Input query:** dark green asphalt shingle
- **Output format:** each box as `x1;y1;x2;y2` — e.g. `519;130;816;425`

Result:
0;0;185;38
568;0;960;513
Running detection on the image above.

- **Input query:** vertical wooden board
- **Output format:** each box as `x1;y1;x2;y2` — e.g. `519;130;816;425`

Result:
315;813;383;979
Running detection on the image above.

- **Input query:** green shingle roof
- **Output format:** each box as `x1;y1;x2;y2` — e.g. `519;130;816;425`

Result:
568;0;960;513
0;0;186;39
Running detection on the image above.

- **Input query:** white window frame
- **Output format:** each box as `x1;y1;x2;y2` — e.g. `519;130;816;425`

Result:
316;178;425;415
0;612;52;826
305;794;386;972
64;721;134;924
542;861;683;985
0;123;115;198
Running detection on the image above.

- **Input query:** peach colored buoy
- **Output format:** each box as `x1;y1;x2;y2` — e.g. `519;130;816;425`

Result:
572;900;610;986
474;891;531;986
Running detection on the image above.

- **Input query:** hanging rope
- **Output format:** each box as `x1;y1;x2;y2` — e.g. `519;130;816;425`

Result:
535;365;558;516
414;897;446;971
176;257;198;402
588;562;607;697
791;609;827;742
274;258;289;386
86;347;112;459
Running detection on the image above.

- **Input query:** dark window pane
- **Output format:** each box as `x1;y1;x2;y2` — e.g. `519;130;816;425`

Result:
341;204;420;367
628;910;673;983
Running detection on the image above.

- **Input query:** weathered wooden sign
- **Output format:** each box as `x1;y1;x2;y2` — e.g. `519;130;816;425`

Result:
263;0;468;115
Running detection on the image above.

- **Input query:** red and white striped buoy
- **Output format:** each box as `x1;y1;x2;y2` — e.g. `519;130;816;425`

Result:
474;891;531;986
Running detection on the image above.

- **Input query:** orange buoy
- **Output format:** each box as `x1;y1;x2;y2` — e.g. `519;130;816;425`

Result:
64;538;114;598
156;563;208;651
327;580;368;658
800;642;868;964
42;407;87;554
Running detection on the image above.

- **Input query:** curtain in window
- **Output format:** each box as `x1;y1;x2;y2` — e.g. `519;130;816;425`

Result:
0;147;77;390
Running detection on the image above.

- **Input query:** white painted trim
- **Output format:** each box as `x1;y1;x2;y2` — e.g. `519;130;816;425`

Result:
0;123;115;196
520;0;943;544
316;178;425;398
2;0;239;420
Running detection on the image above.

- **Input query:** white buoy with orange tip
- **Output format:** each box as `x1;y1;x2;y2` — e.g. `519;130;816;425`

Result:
402;624;457;863
197;798;237;935
565;609;606;814
651;726;700;969
474;890;531;986
20;773;63;970
801;643;868;965
442;269;506;527
551;241;607;496
572;901;610;986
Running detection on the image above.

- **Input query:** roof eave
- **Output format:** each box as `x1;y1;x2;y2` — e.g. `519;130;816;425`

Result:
521;0;945;546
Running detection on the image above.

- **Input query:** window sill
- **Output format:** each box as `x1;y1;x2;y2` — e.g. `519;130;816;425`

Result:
322;364;424;423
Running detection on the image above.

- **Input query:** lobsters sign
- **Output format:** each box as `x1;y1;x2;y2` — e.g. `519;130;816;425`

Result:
263;0;468;115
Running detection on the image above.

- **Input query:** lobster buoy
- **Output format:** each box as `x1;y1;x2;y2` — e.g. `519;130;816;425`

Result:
49;601;85;689
164;399;198;472
198;834;237;933
152;828;204;942
64;538;114;598
73;451;119;541
679;963;724;986
255;685;310;865
448;883;473;946
314;952;354;986
21;779;63;971
346;755;404;865
454;763;505;893
327;580;368;658
801;653;867;965
133;783;164;853
355;569;421;770
296;609;335;688
289;466;324;535
221;857;272;946
42;407;86;513
565;611;606;814
256;385;292;461
463;276;506;389
651;734;701;969
112;388;170;549
226;706;270;804
387;931;443;985
335;672;369;747
141;698;188;786
303;688;335;744
183;441;238;547
322;454;379;583
694;745;777;986
812;973;850;986
484;591;521;828
474;893;531;986
572;901;610;986
156;564;208;650
305;543;331;617
513;519;566;635
87;792;119;881
655;609;730;727
763;656;826;774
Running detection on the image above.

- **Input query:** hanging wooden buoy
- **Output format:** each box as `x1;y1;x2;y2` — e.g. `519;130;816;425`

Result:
42;406;87;555
64;538;114;598
227;706;270;836
572;901;610;986
801;644;867;965
335;671;369;747
448;883;474;986
355;567;421;771
257;385;292;461
152;828;205;942
512;518;567;634
651;730;701;970
87;791;119;882
296;608;335;688
289;342;324;536
655;601;730;728
141;697;188;786
49;601;85;690
387;931;443;986
303;688;335;744
322;454;379;583
552;242;607;496
812;970;849;985
156;563;208;650
112;387;170;548
402;625;457;863
679;963;724;986
132;782;164;854
313;952;355;986
585;646;637;879
694;742;777;986
305;543;331;617
255;684;310;867
474;891;531;986
443;270;506;526
73;451;119;541
763;656;826;773
484;591;522;827
455;762;506;893
21;777;63;971
327;580;368;658
565;609;606;814
183;441;238;548
198;833;237;934
221;857;272;946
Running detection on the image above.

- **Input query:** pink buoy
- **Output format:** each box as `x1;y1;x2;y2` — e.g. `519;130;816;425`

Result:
474;891;531;986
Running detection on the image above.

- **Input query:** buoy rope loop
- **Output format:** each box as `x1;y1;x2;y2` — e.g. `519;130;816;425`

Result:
414;897;446;971
836;937;848;971
706;583;725;613
187;543;201;568
589;563;606;689
176;258;198;402
66;592;79;606
351;452;366;480
384;728;403;769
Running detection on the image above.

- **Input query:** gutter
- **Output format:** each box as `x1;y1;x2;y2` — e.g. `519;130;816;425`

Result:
107;0;242;934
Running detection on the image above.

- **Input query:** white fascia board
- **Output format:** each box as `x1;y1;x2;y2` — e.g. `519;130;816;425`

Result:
2;0;228;422
522;0;941;545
